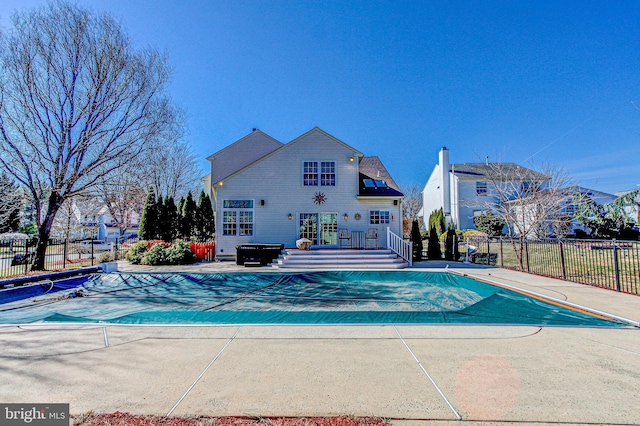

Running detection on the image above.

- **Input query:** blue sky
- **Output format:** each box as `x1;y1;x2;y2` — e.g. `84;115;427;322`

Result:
1;1;639;194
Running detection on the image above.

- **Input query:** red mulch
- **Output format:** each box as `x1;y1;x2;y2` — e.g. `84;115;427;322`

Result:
72;412;389;426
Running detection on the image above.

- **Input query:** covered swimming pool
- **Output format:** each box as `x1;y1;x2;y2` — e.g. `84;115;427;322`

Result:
0;271;630;326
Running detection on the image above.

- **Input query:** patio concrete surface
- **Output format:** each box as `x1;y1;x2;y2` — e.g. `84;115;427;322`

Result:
0;260;639;425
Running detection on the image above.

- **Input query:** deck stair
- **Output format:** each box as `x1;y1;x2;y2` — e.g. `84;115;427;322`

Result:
274;249;408;269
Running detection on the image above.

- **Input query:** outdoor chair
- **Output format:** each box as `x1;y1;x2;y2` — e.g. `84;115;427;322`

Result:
365;228;378;249
338;228;352;249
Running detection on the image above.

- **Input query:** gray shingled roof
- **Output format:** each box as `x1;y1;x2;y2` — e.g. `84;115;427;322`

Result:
451;163;549;181
359;156;404;197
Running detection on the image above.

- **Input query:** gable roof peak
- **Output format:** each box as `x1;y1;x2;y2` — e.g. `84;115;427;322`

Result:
206;129;282;161
286;127;364;157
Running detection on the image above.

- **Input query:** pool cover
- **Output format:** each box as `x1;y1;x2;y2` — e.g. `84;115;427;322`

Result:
0;271;627;326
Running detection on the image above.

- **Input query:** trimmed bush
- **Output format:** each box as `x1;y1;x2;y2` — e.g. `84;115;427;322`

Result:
97;252;115;263
410;219;423;261
462;230;487;240
473;212;505;236
165;240;197;265
126;240;198;265
440;228;463;242
141;243;167;265
444;228;459;261
125;241;148;264
427;225;442;260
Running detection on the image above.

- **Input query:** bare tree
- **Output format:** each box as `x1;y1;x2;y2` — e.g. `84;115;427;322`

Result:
467;162;574;270
0;1;177;270
400;182;423;220
93;165;147;230
399;182;423;237
140;113;202;199
92;128;201;231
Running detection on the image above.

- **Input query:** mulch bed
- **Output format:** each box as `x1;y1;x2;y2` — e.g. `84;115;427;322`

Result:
72;412;389;426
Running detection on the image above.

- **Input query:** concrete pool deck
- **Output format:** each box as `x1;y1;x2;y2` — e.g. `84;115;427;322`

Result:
0;260;639;425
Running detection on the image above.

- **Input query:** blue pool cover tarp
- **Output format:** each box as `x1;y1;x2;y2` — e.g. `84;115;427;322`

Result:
0;271;628;327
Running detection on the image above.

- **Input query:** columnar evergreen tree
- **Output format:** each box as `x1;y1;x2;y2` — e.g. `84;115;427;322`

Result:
139;187;158;240
176;196;186;238
428;208;446;238
162;196;178;242
427;225;442;260
194;191;215;242
410;219;423;261
155;194;166;240
444;227;458;261
0;173;22;233
179;191;197;240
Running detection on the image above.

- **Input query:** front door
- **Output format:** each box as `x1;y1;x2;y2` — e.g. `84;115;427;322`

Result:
299;213;337;247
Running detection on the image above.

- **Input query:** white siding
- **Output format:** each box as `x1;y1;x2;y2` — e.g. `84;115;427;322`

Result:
456;180;486;230
214;130;402;257
420;165;443;227
208;131;282;186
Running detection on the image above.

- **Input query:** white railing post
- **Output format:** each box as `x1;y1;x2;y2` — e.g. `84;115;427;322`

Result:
386;227;413;266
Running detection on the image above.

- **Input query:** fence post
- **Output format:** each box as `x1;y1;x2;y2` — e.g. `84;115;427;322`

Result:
63;239;68;269
500;237;504;267
525;240;530;273
91;240;94;266
486;238;491;265
613;239;621;292
24;239;29;275
559;239;566;281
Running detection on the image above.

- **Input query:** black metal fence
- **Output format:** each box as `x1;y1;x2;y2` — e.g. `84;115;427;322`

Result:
466;236;640;295
0;237;137;279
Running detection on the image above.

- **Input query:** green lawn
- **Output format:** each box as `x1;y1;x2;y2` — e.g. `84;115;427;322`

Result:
483;239;640;294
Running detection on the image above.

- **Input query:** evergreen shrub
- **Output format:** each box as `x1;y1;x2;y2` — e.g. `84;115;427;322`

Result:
141;243;167;265
165;240;197;265
125;241;148;264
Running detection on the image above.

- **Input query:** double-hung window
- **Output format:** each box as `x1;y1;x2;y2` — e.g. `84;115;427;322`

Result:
370;210;390;224
222;200;254;236
303;161;335;186
476;181;487;196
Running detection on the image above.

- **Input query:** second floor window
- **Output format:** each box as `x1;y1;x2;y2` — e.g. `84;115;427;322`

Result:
476;181;487;196
304;161;335;186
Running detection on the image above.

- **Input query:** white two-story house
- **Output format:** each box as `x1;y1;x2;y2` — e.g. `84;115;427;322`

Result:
206;127;404;259
420;147;549;230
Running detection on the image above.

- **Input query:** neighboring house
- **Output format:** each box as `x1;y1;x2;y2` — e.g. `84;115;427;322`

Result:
51;197;140;241
420;147;549;230
504;186;618;239
206;127;404;259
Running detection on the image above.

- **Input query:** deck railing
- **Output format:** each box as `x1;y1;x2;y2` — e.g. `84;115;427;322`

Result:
387;227;412;266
